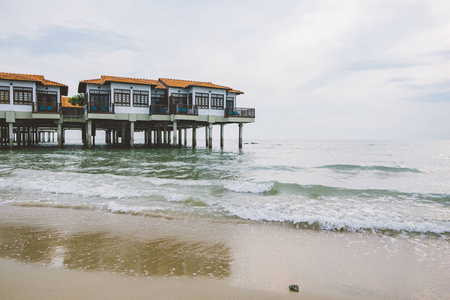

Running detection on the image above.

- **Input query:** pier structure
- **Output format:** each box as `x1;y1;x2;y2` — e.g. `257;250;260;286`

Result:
1;73;255;149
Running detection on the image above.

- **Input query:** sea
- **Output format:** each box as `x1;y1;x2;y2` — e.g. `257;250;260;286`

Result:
1;138;449;236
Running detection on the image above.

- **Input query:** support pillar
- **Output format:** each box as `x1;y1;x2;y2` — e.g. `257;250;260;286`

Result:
130;121;135;148
192;126;197;149
173;121;178;148
178;128;182;147
9;123;14;149
86;120;92;149
220;124;224;149
239;123;243;149
184;128;187;146
57;123;62;148
208;123;213;149
27;127;31;146
205;126;209;148
163;125;168;145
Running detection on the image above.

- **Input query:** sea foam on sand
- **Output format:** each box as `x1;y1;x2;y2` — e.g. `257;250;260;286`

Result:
0;205;448;300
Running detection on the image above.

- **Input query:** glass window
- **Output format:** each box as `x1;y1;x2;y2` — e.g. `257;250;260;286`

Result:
133;90;149;107
211;94;224;109
226;97;234;108
195;92;209;109
13;87;33;105
0;86;9;104
151;92;166;106
114;89;130;106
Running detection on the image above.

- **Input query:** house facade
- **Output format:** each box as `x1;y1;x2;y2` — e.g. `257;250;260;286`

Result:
1;72;254;149
0;72;68;147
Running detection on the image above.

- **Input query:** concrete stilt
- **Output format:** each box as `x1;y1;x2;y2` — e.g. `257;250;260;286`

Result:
220;124;224;149
184;128;187;146
57;123;62;148
205;126;209;148
130;121;135;148
239;123;243;149
192;126;197;148
178;128;182;147
208;123;213;149
86;120;92;149
9;123;13;149
173;121;178;147
163;125;168;145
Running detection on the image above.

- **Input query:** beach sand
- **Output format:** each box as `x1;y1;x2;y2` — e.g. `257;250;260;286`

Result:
0;205;448;299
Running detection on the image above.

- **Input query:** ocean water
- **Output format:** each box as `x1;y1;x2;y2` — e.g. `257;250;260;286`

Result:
0;139;449;236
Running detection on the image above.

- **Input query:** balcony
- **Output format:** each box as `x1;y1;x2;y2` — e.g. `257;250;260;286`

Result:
150;105;169;115
225;107;255;118
87;101;114;113
33;102;59;113
171;104;198;115
61;106;84;117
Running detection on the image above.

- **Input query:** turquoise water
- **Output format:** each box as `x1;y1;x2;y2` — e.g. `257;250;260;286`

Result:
1;139;449;235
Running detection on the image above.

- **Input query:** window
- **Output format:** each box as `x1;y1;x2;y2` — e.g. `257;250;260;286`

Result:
133;90;149;107
211;94;224;109
226;97;234;109
37;91;57;104
195;92;209;109
114;89;130;106
13;87;33;104
0;86;9;104
89;90;110;110
171;93;187;105
151;92;166;106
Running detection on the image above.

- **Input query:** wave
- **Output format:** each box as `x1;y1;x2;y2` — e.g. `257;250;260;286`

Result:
317;164;422;173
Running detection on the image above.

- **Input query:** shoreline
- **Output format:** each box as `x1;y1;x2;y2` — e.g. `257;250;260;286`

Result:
0;205;448;299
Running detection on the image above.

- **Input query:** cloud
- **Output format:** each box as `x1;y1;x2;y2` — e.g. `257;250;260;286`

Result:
0;26;135;57
345;59;427;71
407;91;450;103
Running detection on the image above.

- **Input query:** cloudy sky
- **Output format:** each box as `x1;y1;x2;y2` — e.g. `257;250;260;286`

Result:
1;0;449;140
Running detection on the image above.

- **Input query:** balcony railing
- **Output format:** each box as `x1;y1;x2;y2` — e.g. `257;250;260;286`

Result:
171;104;198;115
87;101;114;113
150;105;170;115
225;107;255;118
33;102;59;113
61;106;84;116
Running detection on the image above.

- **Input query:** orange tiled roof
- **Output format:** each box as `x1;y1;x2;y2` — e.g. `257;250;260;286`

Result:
80;75;164;89
159;78;228;89
61;96;83;108
158;78;243;94
0;72;68;95
228;89;244;95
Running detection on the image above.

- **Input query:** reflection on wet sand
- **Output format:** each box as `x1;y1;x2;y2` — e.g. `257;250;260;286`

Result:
0;225;231;278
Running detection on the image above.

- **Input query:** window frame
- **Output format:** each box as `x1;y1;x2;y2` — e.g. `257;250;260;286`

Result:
13;87;33;105
113;89;131;106
0;86;9;104
211;93;224;110
195;92;209;109
133;90;149;107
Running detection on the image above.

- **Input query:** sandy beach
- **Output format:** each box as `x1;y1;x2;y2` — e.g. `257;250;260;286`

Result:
0;205;448;299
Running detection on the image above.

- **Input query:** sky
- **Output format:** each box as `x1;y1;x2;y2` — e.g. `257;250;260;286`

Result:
1;0;449;140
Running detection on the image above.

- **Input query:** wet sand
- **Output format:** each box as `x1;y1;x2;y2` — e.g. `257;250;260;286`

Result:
0;205;448;299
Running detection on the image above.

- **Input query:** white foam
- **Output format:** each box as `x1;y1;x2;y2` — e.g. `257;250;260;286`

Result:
222;181;274;193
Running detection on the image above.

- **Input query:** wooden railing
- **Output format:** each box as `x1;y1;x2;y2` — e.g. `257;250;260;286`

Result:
61;106;84;116
150;105;169;115
225;107;255;118
171;104;198;115
87;101;114;113
33;102;59;113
